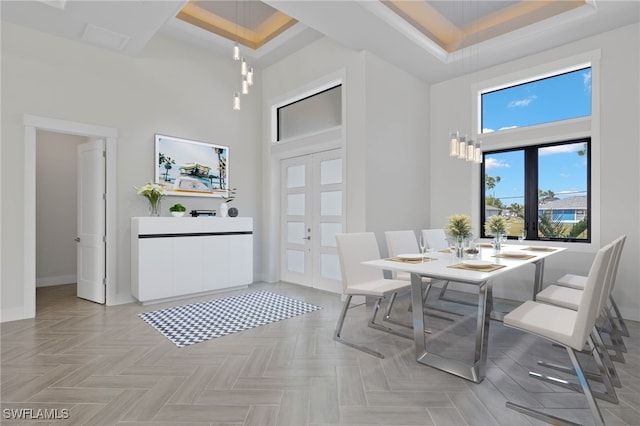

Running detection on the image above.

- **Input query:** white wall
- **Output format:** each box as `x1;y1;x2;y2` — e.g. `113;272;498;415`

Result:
429;23;640;320
1;22;262;321
363;52;430;255
35;130;87;287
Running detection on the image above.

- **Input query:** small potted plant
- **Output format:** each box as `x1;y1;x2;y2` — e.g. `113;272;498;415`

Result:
169;203;187;217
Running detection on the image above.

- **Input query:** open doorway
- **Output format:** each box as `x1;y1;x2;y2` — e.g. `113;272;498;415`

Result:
23;115;117;318
36;132;106;304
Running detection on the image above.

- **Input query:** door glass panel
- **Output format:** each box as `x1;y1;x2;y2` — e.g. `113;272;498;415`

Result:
287;250;305;274
320;223;342;247
321;253;341;281
320;158;342;185
287;165;305;188
320;191;342;216
287;222;305;244
287;193;305;216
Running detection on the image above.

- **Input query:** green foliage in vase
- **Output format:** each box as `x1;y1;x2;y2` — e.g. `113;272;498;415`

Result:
485;215;510;236
446;214;473;239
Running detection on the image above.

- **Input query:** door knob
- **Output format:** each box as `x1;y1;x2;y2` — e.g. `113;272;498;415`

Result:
74;237;81;242
302;236;311;240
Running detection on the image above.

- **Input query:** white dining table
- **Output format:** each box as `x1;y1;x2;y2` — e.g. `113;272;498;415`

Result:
363;243;566;383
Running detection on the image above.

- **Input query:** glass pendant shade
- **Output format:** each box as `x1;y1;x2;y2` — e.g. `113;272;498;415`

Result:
242;77;249;95
466;139;475;161
233;44;240;61
247;68;254;86
241;58;248;76
474;141;483;163
233;92;240;110
458;135;467;159
449;132;459;157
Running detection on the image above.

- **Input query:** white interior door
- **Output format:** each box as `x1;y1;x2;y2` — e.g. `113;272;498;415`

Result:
280;149;344;293
76;139;106;303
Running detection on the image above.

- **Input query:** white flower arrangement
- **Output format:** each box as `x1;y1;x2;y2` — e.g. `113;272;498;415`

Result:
135;182;165;204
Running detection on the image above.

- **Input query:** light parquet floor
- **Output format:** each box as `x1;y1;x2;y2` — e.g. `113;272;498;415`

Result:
1;282;639;425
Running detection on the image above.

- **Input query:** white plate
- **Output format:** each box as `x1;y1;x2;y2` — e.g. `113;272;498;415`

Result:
500;251;527;258
461;260;493;269
397;253;425;260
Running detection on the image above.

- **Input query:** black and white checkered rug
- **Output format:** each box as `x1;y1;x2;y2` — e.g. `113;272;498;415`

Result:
138;291;322;347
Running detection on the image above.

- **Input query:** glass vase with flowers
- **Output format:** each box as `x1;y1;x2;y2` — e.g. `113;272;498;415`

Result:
484;215;510;252
136;182;165;216
445;214;473;259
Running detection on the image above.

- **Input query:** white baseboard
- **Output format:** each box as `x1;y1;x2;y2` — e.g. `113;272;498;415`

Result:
1;306;31;323
36;275;76;288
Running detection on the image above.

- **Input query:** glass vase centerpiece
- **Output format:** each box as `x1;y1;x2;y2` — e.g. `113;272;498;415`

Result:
484;215;510;252
136;182;165;216
445;214;473;259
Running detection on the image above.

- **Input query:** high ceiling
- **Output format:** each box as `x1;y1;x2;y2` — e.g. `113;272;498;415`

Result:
2;1;639;83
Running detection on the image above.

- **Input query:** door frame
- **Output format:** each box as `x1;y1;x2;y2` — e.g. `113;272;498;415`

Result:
23;114;117;317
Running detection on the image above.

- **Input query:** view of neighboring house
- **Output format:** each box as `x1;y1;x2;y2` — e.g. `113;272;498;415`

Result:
538;196;587;224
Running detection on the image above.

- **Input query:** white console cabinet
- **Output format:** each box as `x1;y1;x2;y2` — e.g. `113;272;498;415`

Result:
131;217;253;303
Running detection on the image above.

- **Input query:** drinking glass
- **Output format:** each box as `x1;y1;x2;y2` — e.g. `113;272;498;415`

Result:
518;229;527;243
419;235;426;261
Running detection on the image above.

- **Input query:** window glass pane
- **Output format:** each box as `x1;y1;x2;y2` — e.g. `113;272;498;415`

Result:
482;67;591;133
277;85;342;141
537;142;588;240
287;250;305;274
320;253;341;281
287;165;305;188
320;191;342;216
287;194;305;216
320;158;342;185
484;150;525;238
287;222;305;244
481;139;589;242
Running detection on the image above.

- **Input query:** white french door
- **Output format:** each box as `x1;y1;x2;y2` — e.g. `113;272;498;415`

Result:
280;149;344;294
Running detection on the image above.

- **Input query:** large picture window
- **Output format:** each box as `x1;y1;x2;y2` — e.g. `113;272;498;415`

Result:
481;139;590;242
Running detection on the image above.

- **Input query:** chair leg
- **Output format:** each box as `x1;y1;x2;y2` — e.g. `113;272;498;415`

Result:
508;343;606;426
602;305;627;356
383;292;414;328
567;343;606;426
609;295;630;337
333;295;384;358
372;295;415;338
538;326;621;391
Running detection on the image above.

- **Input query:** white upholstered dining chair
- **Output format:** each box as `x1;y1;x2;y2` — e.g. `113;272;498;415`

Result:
334;232;412;358
533;235;627;394
385;230;461;320
503;241;616;426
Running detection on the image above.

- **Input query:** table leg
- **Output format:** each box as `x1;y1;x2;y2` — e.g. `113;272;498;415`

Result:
411;272;490;383
410;273;427;358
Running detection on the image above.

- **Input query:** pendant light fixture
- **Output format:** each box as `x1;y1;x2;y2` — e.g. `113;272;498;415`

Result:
231;0;256;110
447;1;482;164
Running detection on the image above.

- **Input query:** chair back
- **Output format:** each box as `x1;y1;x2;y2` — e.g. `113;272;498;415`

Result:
385;230;419;257
597;235;626;313
385;230;419;279
421;229;448;251
336;233;384;292
571;242;615;350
